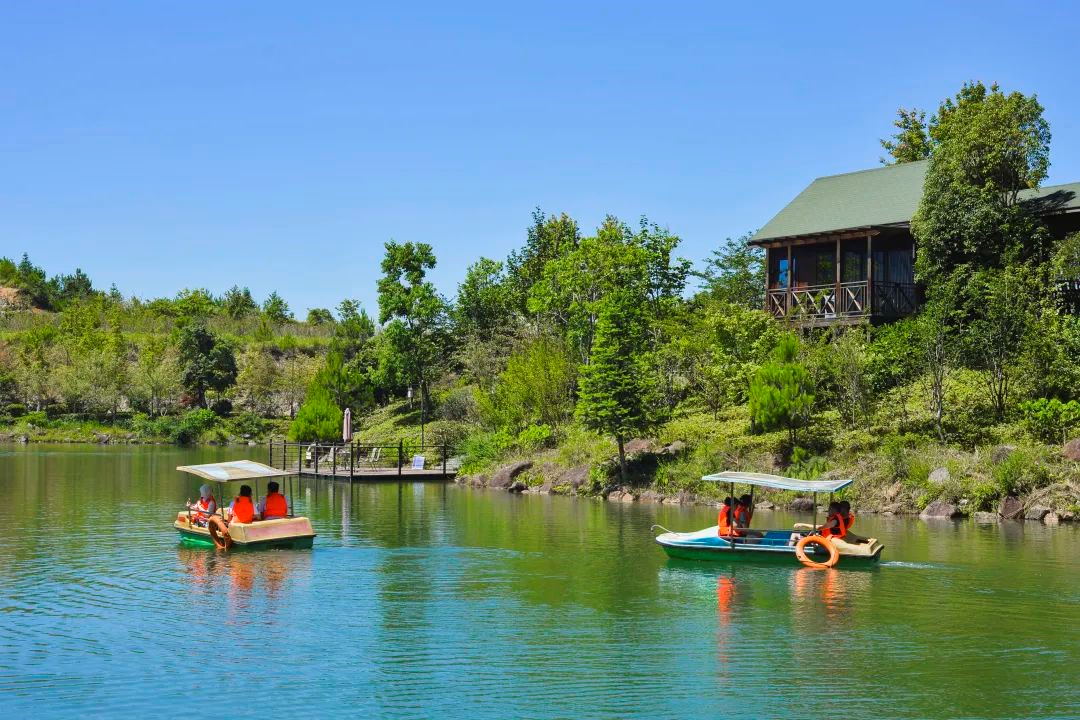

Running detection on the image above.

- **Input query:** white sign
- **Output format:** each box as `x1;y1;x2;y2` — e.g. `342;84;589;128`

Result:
411;455;426;470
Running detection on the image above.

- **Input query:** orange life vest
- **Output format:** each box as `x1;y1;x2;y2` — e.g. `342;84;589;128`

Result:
193;494;216;521
822;512;847;538
844;512;855;530
231;496;255;524
718;506;742;537
734;504;751;527
263;492;287;519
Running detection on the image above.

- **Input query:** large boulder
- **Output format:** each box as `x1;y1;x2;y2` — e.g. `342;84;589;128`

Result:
990;445;1017;465
754;500;776;511
790;497;815;512
1044;512;1061;526
657;440;687;458
491;461;533;489
638;490;662;504
1064;438;1080;462
920;501;961;519
1024;505;1051;522
928;467;951;485
973;511;998;524
998;495;1024;519
623;438;656;457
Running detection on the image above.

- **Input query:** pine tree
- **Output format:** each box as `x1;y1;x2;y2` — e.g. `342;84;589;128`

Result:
576;291;662;483
748;333;814;446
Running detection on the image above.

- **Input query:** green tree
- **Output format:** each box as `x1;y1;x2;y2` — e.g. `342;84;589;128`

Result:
222;286;258;319
484;335;576;431
455;257;512;335
131;336;181;416
234;345;280;415
506;209;580;313
377;241;447;413
576;291;662;482
176;324;237;408
880;108;932;164
306;307;334;325
697;232;765;308
288;380;343;441
262;291;292;324
276;336;318;419
748;333;814;446
913;82;1053;282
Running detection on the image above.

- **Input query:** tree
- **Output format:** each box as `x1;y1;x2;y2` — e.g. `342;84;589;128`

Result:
288;380;343;441
696;232;765;308
484;335;576;431
917;298;954;443
880;108;932;164
306;308;334;325
234;345;280;415
276;336;318;419
222;286;258;319
576;291;662;482
377;241;447;412
748;333;814;446
173;289;218;322
913;82;1053;282
176;324;237;408
262;291;292;324
506;209;581;313
455;257;512;336
131;336;181;416
962;267;1036;420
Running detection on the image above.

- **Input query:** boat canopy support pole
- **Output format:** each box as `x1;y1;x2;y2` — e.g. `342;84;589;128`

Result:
729;481;735;551
812;492;817;534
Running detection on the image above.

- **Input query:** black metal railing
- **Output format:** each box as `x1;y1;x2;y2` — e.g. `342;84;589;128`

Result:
268;440;458;480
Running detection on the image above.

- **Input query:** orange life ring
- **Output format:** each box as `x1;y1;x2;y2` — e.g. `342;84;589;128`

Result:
207;515;233;550
795;534;838;569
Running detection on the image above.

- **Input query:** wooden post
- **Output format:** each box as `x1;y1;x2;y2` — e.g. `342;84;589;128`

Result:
349;442;354;481
398;439;403;477
835;237;841;314
786;244;793;314
764;247;771;312
314;443;319;477
866;232;874;315
442;443;448;479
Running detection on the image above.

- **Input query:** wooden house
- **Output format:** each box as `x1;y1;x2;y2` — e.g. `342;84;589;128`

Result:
750;160;1080;325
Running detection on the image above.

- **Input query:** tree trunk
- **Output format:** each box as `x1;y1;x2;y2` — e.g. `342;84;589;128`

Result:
617;434;627;484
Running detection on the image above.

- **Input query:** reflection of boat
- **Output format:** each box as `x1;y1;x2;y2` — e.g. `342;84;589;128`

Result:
173;460;316;550
654;472;883;567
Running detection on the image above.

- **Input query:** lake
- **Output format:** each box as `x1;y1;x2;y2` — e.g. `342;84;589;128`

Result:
1;445;1078;718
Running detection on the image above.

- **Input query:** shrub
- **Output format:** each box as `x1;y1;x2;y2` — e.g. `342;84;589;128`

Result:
23;410;49;427
4;402;26;418
172;409;219;445
516;423;554;452
458;430;514;474
227;411;270;439
435;386;479;422
1019;398;1080;444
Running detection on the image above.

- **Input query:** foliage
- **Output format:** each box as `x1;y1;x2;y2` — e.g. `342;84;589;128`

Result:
483;335;575;432
222;286;258;319
262;291;292;324
176;324;237;408
506;209;580;313
288;380;344;442
458;429;515;474
1019;398;1080;444
695;233;764;308
455;257;512;336
516;423;554;452
576;290;663;480
880;107;932;164
748;333;814;445
306;308;334;325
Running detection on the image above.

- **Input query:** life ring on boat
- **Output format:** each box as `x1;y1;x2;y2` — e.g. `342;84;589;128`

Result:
207;516;233;550
795;534;838;569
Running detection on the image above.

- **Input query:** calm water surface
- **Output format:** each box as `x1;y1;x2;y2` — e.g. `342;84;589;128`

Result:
1;445;1078;719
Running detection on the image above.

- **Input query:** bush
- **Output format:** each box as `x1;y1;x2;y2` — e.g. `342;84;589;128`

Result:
435;386;479;422
23;410;49;427
458;430;514;474
516;423;554;452
172;409;219;445
4;402;26;418
226;411;270;439
1019;398;1080;444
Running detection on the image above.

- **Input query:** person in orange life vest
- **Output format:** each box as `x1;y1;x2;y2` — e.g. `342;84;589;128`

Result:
734;494;764;539
817;501;847;539
838;500;867;544
717;497;741;538
257;481;288;520
185;484;216;526
227;485;255;525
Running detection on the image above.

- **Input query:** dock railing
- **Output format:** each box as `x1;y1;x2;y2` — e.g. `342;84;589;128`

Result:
268;440;458;480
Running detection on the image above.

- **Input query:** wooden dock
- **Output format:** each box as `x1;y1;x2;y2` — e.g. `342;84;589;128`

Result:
268;441;459;482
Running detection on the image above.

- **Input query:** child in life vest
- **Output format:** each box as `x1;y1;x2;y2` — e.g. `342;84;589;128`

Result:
185;484;216;526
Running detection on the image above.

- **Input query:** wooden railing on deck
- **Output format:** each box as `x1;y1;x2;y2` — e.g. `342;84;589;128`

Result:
766;281;918;322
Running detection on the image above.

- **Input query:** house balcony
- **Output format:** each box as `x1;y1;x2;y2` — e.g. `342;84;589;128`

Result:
766;280;920;325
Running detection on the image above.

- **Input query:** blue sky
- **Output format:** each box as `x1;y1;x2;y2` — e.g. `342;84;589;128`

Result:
2;1;1078;317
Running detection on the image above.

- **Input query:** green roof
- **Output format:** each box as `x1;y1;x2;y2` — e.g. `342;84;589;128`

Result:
751;160;1080;243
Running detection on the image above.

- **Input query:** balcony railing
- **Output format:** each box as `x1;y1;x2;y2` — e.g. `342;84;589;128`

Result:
766;281;919;322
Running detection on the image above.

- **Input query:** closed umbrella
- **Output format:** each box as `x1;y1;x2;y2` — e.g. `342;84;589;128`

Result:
342;408;353;443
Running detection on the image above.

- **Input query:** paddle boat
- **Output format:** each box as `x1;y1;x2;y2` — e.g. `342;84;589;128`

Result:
173;460;316;550
654;472;883;568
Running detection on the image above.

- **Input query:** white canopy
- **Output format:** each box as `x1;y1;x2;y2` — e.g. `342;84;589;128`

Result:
701;471;853;493
177;460;292;483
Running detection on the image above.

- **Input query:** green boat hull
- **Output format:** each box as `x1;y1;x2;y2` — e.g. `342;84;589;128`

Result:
177;528;314;551
659;542;882;566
